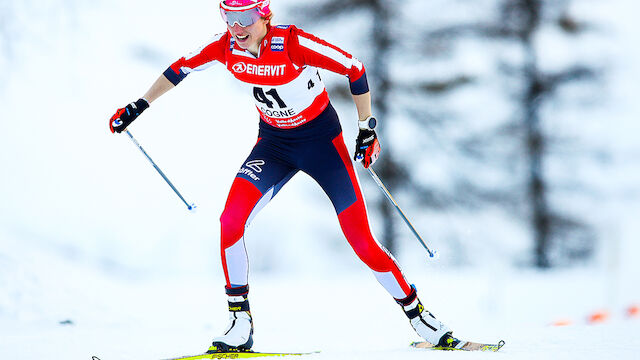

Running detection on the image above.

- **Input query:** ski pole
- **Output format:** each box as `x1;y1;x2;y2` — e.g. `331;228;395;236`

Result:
124;130;196;212
366;166;438;259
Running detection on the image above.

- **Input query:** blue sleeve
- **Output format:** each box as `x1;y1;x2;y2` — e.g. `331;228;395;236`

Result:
163;66;188;86
349;71;369;95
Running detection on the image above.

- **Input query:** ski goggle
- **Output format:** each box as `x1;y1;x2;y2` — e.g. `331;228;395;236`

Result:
220;2;263;27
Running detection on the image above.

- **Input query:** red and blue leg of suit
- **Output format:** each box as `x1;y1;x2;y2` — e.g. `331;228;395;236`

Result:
219;104;413;300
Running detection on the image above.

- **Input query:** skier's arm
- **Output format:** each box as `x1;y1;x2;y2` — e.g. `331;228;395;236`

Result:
352;90;380;168
143;74;175;104
286;27;380;167
108;74;174;134
352;91;372;121
288;26;368;96
109;34;228;133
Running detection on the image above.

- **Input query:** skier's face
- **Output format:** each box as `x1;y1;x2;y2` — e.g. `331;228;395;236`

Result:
227;18;269;52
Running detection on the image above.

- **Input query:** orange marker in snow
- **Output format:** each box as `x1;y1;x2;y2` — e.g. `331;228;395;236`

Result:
587;310;610;324
551;319;573;326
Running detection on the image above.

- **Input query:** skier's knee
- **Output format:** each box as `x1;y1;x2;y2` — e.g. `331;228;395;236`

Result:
220;210;247;248
352;241;391;271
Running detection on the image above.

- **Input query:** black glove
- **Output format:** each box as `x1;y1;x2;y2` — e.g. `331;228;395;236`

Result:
109;98;149;133
353;127;381;168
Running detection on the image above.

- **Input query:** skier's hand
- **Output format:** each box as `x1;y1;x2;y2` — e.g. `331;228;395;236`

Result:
354;128;381;168
109;98;149;133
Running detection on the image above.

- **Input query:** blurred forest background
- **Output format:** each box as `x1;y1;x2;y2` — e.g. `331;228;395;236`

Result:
290;0;634;269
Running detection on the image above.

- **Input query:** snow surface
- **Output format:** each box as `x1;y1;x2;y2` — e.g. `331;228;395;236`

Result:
2;0;640;359
2;230;639;360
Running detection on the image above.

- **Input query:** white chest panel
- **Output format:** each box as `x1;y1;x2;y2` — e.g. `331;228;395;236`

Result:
244;66;326;126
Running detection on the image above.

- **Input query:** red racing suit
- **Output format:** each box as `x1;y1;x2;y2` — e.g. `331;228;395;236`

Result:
164;24;413;301
164;24;369;127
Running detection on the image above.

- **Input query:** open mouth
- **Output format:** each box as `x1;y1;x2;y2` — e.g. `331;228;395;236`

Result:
236;34;250;42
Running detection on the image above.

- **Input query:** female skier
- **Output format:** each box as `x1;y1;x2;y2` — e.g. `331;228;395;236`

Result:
109;0;460;352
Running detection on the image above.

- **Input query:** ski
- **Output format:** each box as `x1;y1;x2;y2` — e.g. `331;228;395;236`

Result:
161;350;320;360
411;339;505;352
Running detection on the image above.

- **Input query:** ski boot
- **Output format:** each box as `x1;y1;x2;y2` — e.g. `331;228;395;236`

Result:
207;286;254;353
435;332;465;350
396;285;455;347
